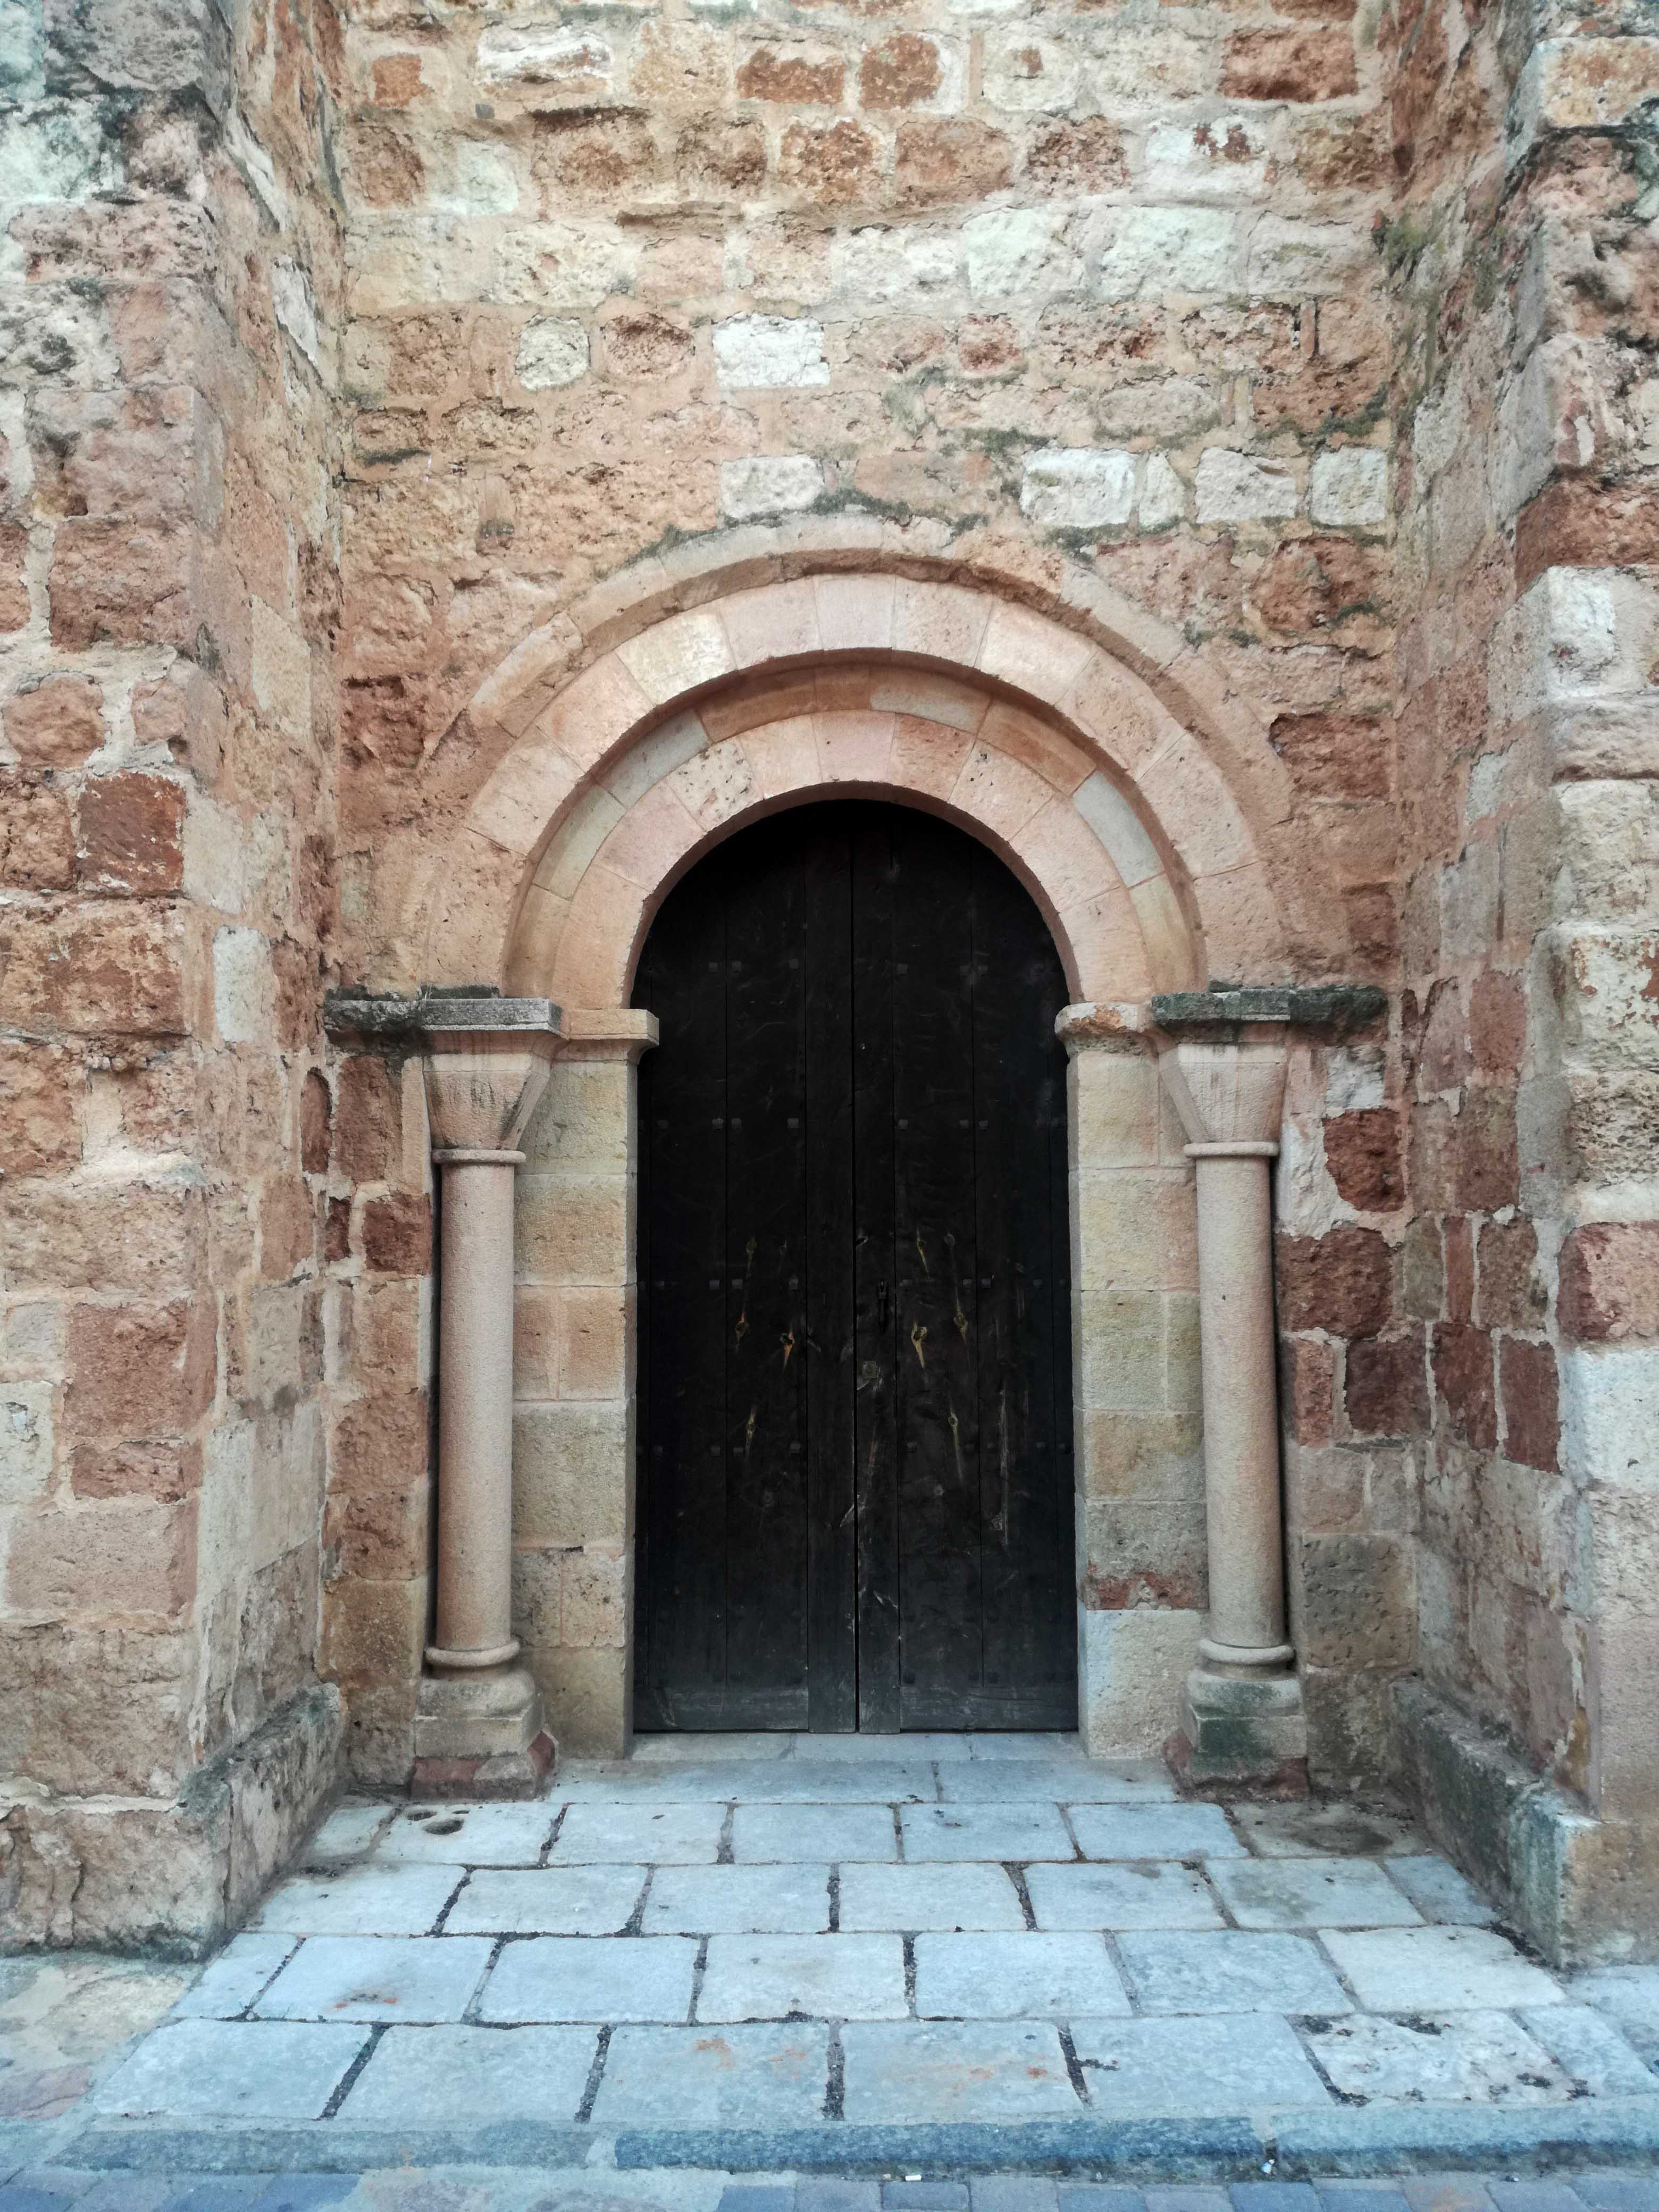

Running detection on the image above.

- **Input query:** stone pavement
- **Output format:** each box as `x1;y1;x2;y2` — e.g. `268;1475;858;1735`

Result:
5;1735;1659;2190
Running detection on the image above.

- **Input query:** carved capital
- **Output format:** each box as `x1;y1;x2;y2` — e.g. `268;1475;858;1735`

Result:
414;994;563;1155
1055;1000;1157;1057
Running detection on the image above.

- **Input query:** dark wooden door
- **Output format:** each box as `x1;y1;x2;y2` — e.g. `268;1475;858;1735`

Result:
634;802;1075;1733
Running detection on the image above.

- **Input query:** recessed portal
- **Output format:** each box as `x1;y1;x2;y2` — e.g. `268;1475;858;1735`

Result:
633;801;1076;1734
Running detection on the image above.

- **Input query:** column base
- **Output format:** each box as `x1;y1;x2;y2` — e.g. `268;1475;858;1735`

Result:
1169;1665;1308;1796
412;1663;555;1800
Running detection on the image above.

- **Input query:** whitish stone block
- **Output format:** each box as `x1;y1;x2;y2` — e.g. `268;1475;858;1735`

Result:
719;455;825;522
899;1802;1074;1862
1020;448;1136;530
698;1932;908;2021
249;597;312;740
432;141;518;216
1144;119;1267;195
1321;1925;1565;2011
1098;208;1239;300
93;2019;369;2119
1573;1964;1659;2060
1247;217;1368;296
516;318;589;390
171;1933;296;2021
551;1801;726;1864
1302;2010;1574;2104
1194;448;1298;524
1385;1854;1496;1924
0;103;120;204
642;1864;832;1933
1309;447;1388;527
1025;1860;1222;1932
842;2022;1080;2122
1070;2014;1332;2116
0;1382;52;1506
492;222;638;310
255;1935;493;2023
833;224;959;301
592;2022;831;2125
213;927;275;1047
732;1802;898;1863
936;1758;1174;1803
1139;453;1186;529
476;1934;699;2022
915;1931;1130;2019
1520;2004;1657;2095
962;208;1080;297
442;1865;648;1935
1118;1929;1350;2014
1068;1802;1243;1861
837;1863;1026;1932
1208;1855;1424;1930
342;2023;598;2123
254;1863;462;1938
271;259;321;372
476;24;613;88
714;315;829;389
374;1804;554;1866
1077;1602;1203;1752
1488;568;1624;732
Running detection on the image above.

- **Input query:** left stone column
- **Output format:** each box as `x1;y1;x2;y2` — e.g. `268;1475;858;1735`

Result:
412;992;564;1798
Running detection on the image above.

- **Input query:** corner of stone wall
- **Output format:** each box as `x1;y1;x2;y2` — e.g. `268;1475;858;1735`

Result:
1;1682;343;1958
1392;1676;1659;1967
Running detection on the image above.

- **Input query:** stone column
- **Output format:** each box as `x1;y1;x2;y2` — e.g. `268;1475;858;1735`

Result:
412;992;564;1797
1154;988;1305;1789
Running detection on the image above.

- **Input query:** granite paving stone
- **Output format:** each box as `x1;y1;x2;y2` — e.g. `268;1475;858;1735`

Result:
971;1735;1085;1759
1208;1856;1425;1930
1322;1926;1565;2012
1573;2180;1659;2211
976;2181;1064;2212
732;1803;900;1864
338;2022;598;2122
1056;2190;1145;2212
740;1765;939;1804
913;1931;1129;2018
589;2023;832;2125
899;1803;1075;1862
1144;2193;1232;2212
1069;2013;1334;2116
1314;2194;1411;2212
303;1804;396;1867
642;1865;832;1934
697;1933;907;2020
629;1733;793;1763
1573;1967;1659;2060
1230;2189;1320;2212
1382;1857;1497;1925
1068;1804;1245;1862
252;1865;462;1938
1395;2180;1496;2212
171;1934;296;2020
474;1936;699;2023
803;1735;968;1763
884;2185;968;2208
253;1936;494;2023
936;1763;1174;1805
718;2190;797;2212
1518;2005;1657;2094
1117;1930;1352;2014
1025;1859;1224;1931
91;2020;370;2119
373;1805;558;1866
1230;1802;1425;1859
798;2183;883;2212
551;1803;728;1865
836;1862;1026;1931
1485;2189;1586;2212
840;2021;1083;2122
442;1865;649;1935
1298;2011;1575;2104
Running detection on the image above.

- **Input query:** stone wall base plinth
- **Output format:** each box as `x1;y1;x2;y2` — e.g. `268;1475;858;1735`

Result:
413;1666;554;1800
1171;1666;1309;1795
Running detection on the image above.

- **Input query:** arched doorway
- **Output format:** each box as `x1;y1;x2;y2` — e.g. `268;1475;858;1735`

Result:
633;800;1076;1734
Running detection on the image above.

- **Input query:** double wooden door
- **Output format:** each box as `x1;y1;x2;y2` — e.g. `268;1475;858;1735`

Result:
633;801;1075;1733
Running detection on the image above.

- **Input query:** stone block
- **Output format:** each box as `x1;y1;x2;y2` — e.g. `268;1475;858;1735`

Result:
0;907;196;1036
474;1935;697;2023
1195;449;1299;524
1276;1226;1394;1338
720;454;825;521
593;2021;831;2126
1559;1223;1659;1343
64;1296;214;1442
1296;1532;1415;1671
513;1400;630;1544
1345;1330;1427;1439
256;1934;492;2022
713;315;829;389
534;1640;631;1757
1020;448;1136;530
48;518;195;650
1308;448;1388;526
642;1863;832;1933
843;2021;1079;2122
839;1862;1026;1931
1221;28;1357;99
1118;1928;1350;2013
0;770;75;890
1079;1605;1202;1755
0;1040;81;1175
361;1191;431;1275
341;2022;598;2123
516;317;589;389
4;675;104;764
1026;1858;1221;1931
92;2018;368;2119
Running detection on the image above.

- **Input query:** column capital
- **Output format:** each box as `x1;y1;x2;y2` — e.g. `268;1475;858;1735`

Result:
328;990;565;1156
1055;1001;1157;1057
562;1008;660;1064
1150;983;1384;1150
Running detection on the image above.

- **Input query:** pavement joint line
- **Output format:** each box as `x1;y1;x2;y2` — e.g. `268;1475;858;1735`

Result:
825;2025;847;2121
430;1871;468;1936
575;2023;613;2126
1008;1865;1038;1932
540;1804;569;1869
318;2022;385;2121
1057;2026;1091;2109
829;1868;842;1935
902;1936;918;2018
690;1935;711;2025
719;1806;738;1866
893;1806;907;1861
1055;1806;1085;1864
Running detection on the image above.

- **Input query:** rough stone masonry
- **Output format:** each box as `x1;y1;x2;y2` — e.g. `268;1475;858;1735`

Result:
0;0;1657;1967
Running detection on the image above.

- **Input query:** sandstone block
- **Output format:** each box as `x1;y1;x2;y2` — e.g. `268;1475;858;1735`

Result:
719;455;825;522
64;1298;215;1443
1222;28;1357;100
738;45;844;103
477;23;613;93
334;1055;402;1183
74;773;186;895
4;676;103;765
1195;448;1298;524
859;32;957;111
48;520;194;650
1269;712;1389;800
72;1439;202;1504
779;118;879;204
1139;455;1185;528
1280;1335;1335;1446
1294;1532;1414;1670
0;1380;54;1509
962;206;1079;296
895;118;1014;202
513;1401;630;1546
713;314;828;389
1309;447;1389;527
361;1192;432;1276
1559;1222;1659;1343
1500;1337;1559;1473
516;318;589;390
1344;1330;1427;1439
1432;1322;1497;1451
1020;447;1135;530
1276;1225;1393;1338
1099;206;1239;300
6;1496;198;1623
1323;1108;1403;1211
0;770;74;891
3;1176;206;1294
560;1543;630;1647
0;1041;80;1176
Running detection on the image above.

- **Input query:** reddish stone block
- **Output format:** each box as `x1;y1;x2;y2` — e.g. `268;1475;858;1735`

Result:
1445;1214;1474;1324
1501;1337;1559;1472
859;32;943;107
0;771;76;891
1025;118;1126;195
1456;1087;1519;1213
361;1192;432;1276
5;678;104;766
1222;28;1358;98
1516;479;1659;596
0;908;195;1036
334;1056;399;1181
1323;1109;1404;1211
896;119;1016;203
1276;1224;1394;1338
72;1439;203;1503
332;1392;430;1496
6;1497;198;1622
1345;1329;1428;1438
74;774;186;895
1559;1222;1659;1343
301;1068;332;1176
326;1196;352;1264
1432;1322;1497;1451
738;46;845;102
1253;539;1389;644
779;119;879;203
1477;1218;1544;1330
1280;1334;1335;1444
47;520;195;650
0;522;28;630
0;1041;81;1175
64;1299;216;1444
1269;711;1390;800
260;1175;315;1281
1469;969;1526;1075
324;1479;430;1581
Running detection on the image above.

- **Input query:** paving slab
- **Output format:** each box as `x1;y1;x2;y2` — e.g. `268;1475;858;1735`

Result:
1069;2013;1334;2117
253;1866;461;1938
936;1764;1174;1806
474;1937;700;2024
1208;1858;1424;1931
373;1806;558;1866
338;2023;598;2123
1574;1968;1659;2062
630;1735;794;1763
912;1931;1129;2019
253;1937;493;2024
643;1866;832;1934
1116;1931;1351;2015
303;1804;396;1867
1230;1802;1425;1860
970;1736;1085;1761
1068;1805;1244;1863
1299;2012;1575;2104
551;1804;728;1866
798;1735;969;1763
1321;1926;1564;2012
738;1766;939;1805
90;2021;368;2121
1519;2006;1657;2096
1381;1858;1497;1926
171;1936;297;2021
899;1804;1075;1863
1024;1861;1223;1932
697;1934;907;2021
589;2023;832;2126
732;1805;899;1865
839;2021;1082;2122
836;1863;1026;1932
442;1866;649;1936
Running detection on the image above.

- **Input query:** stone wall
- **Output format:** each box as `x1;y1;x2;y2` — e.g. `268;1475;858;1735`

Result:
0;0;346;1948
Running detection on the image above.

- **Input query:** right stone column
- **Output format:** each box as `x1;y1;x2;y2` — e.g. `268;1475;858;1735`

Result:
1154;988;1306;1790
